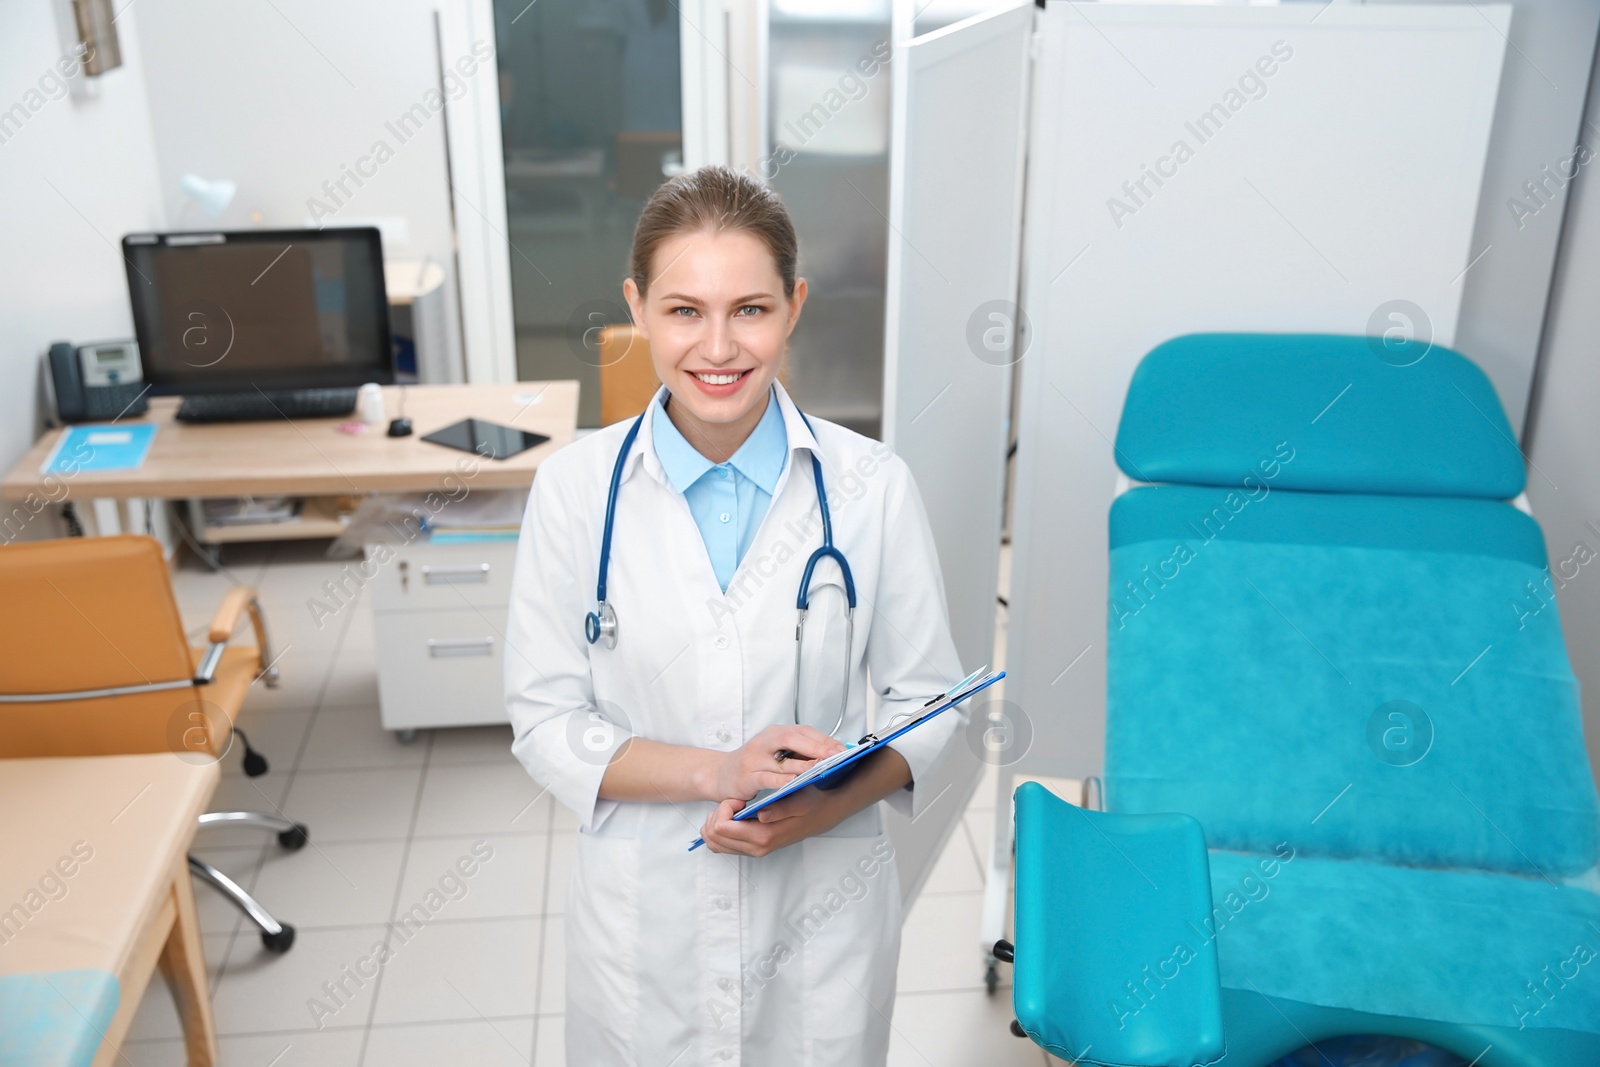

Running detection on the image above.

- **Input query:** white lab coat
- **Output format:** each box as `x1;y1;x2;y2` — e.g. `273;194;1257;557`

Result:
505;381;965;1067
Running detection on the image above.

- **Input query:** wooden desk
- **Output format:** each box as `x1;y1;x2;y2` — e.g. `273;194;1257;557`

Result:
2;382;578;540
3;382;578;500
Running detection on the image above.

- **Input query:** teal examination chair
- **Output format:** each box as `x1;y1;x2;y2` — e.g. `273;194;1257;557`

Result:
1003;334;1600;1067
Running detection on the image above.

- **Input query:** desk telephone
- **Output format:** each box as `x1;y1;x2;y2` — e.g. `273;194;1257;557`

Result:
49;340;149;423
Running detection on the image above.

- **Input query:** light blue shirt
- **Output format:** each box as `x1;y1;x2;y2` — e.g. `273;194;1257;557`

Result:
652;386;789;592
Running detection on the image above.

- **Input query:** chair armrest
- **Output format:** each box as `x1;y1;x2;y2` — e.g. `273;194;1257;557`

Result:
208;587;256;643
196;587;279;687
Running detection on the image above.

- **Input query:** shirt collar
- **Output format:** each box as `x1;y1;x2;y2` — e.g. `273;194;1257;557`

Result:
727;387;787;493
650;391;717;493
626;379;820;488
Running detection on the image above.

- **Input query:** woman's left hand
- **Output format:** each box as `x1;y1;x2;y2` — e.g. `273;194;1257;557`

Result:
698;787;844;857
697;748;913;857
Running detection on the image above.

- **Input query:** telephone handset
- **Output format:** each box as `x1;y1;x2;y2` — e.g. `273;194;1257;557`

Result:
48;340;149;423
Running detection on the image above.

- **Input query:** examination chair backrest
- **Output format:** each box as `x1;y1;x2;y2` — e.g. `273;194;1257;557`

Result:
1105;333;1600;876
0;535;203;757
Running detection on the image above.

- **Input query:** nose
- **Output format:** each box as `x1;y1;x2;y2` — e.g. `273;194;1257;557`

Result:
702;315;737;366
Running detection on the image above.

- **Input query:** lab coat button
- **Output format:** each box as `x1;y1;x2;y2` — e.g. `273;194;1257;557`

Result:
718;977;734;991
716;897;731;910
714;634;729;649
719;512;730;523
716;728;731;743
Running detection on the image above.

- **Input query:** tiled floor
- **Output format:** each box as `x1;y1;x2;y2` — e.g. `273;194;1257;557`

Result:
120;540;1060;1065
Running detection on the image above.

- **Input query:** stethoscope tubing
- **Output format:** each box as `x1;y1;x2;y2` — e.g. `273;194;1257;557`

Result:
584;402;856;738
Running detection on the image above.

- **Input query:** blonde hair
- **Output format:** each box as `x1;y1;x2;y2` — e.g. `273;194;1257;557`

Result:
629;165;798;298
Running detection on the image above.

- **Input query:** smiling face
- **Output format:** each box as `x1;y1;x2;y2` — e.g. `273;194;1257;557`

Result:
623;226;807;461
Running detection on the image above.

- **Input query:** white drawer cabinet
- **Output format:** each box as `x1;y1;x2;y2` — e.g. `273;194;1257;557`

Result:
367;539;518;735
370;540;514;612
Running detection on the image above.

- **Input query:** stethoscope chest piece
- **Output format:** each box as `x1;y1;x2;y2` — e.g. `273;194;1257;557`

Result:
585;601;617;649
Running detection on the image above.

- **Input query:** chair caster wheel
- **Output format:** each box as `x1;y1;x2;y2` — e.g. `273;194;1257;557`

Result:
985;963;999;995
277;824;309;850
395;729;418;745
1009;1019;1026;1038
261;924;296;953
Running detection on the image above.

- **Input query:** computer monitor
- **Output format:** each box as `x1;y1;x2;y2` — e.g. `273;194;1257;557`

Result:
122;227;393;395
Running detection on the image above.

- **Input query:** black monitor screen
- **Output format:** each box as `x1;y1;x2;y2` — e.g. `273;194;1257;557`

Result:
123;228;392;394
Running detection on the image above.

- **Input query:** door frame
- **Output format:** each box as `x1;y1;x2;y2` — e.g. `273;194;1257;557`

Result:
437;0;516;385
439;0;737;385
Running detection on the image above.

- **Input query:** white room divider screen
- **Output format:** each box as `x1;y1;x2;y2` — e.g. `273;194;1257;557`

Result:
878;0;1033;907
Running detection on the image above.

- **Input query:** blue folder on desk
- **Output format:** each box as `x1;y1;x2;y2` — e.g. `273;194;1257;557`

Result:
688;667;1005;851
41;423;157;474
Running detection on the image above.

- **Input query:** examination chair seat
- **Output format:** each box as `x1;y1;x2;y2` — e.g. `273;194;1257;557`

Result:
1012;785;1600;1067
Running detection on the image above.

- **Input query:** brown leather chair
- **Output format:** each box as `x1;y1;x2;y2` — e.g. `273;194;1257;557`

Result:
0;535;306;952
598;324;660;426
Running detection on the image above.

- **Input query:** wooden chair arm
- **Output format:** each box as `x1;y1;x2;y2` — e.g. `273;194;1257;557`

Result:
208;587;256;643
201;586;278;688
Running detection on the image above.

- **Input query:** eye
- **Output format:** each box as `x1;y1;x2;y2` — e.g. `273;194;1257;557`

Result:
670;306;698;317
736;305;765;317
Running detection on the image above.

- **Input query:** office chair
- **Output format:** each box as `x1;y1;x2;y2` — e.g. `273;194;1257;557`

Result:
597;324;660;426
0;535;309;953
1004;334;1600;1066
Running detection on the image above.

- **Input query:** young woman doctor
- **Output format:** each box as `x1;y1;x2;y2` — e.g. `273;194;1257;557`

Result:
505;165;966;1067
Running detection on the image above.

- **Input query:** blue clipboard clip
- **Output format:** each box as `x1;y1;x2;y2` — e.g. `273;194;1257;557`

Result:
688;666;1005;851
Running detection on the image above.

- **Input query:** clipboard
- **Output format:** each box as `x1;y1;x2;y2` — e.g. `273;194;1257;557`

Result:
688;666;1006;851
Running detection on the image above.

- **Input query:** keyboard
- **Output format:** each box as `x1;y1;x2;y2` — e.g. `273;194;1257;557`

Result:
176;388;359;423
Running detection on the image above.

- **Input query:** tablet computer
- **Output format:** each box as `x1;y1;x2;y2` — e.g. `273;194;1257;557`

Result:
421;418;549;460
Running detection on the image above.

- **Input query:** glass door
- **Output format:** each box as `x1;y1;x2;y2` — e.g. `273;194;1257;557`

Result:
764;0;893;439
491;0;683;427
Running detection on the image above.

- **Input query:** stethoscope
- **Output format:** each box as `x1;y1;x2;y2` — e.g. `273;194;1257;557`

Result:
584;402;857;739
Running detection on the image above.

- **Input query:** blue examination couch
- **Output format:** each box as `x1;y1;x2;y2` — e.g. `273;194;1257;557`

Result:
1007;334;1600;1067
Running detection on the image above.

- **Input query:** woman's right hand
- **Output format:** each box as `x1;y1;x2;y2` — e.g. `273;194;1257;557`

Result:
705;725;846;802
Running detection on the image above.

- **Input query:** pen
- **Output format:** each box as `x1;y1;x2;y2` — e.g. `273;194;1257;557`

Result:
773;741;854;763
774;667;987;760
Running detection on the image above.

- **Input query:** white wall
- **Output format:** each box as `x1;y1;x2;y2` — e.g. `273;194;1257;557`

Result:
129;0;470;382
1524;33;1600;784
0;3;167;531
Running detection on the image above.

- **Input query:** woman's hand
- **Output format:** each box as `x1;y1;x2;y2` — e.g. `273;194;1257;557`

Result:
698;786;848;857
598;728;842;806
697;747;915;858
705;724;845;803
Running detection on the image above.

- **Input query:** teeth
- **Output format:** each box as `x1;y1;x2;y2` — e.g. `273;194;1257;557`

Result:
693;371;743;385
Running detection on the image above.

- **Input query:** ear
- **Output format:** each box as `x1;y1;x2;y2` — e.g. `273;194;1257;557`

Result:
784;277;808;337
622;277;648;340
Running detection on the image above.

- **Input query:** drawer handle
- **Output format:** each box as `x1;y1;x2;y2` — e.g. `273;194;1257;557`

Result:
427;637;495;658
422;563;491;585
